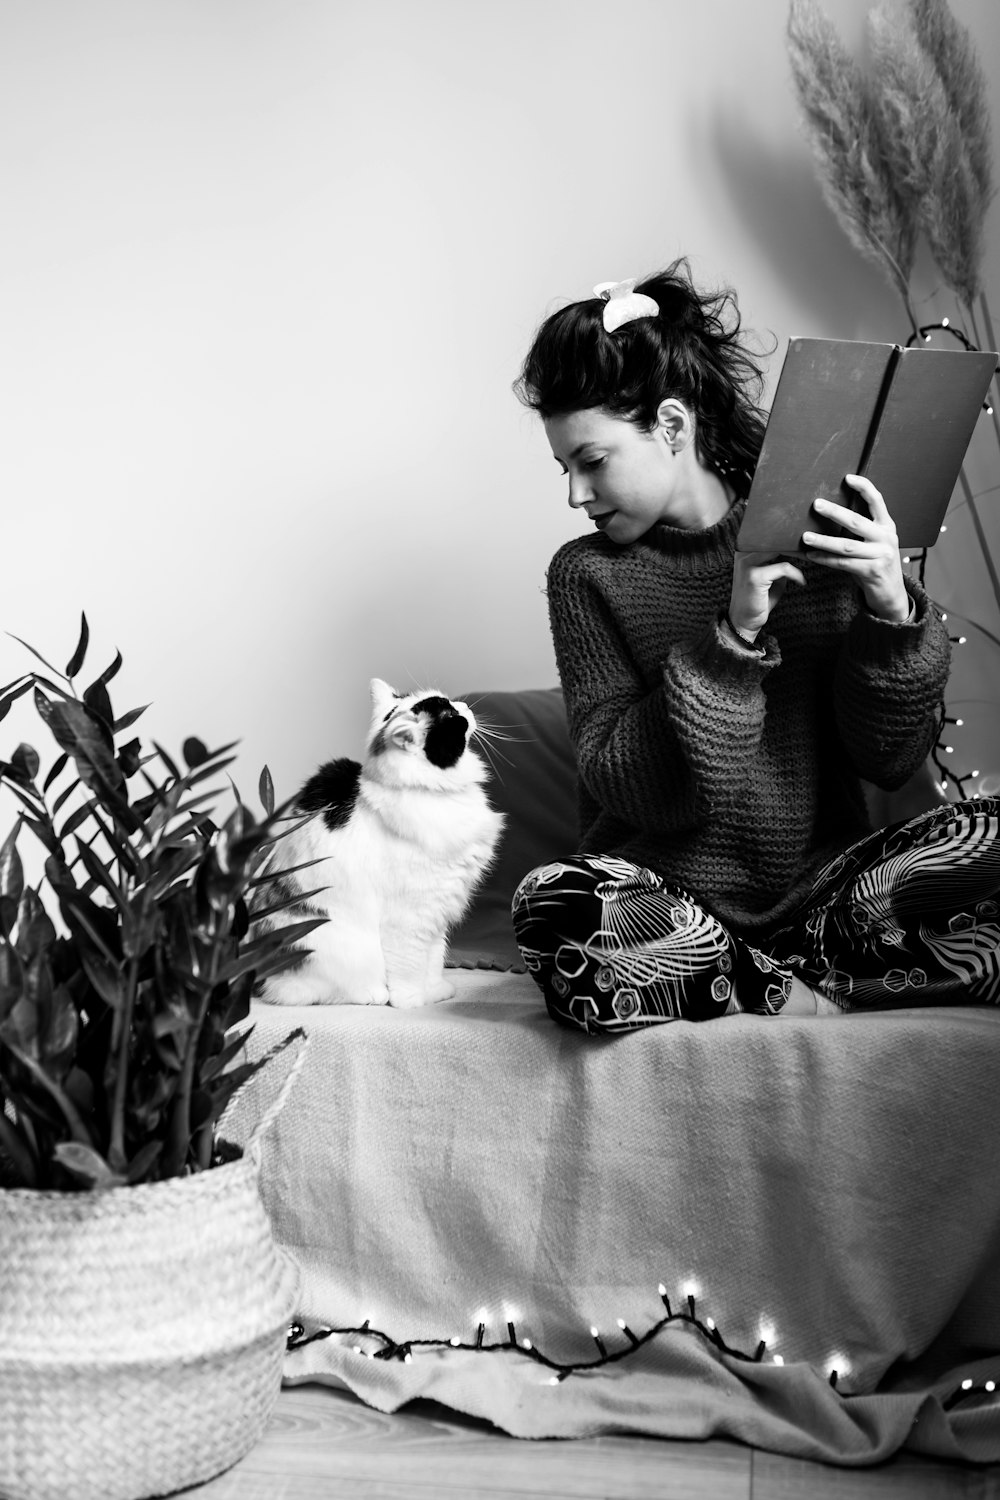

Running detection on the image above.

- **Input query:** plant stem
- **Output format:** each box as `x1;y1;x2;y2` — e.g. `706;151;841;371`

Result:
108;956;139;1172
164;916;226;1177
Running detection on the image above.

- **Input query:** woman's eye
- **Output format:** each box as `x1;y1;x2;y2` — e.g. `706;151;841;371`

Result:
584;456;606;471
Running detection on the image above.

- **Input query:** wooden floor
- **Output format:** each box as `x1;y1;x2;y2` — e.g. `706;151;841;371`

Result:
191;1383;1000;1499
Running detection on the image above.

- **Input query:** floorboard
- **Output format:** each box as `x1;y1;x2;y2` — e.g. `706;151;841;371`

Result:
187;1383;1000;1500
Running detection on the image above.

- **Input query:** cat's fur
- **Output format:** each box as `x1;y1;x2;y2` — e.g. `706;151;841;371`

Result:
251;679;504;1008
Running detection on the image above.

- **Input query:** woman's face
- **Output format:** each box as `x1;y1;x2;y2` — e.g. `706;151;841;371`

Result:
543;405;719;542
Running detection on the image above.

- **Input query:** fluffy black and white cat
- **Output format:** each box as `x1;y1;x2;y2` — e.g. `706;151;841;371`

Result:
251;680;504;1008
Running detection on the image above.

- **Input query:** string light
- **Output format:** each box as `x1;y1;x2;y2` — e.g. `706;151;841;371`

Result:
288;1288;793;1382
285;1318;997;1413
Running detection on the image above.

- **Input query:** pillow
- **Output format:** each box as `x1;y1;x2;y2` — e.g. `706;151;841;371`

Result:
447;688;577;971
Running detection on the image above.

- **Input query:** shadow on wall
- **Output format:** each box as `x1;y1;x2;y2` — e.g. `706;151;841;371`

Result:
711;107;905;343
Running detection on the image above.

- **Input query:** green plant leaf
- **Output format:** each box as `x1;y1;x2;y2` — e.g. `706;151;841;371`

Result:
125;1138;163;1185
79;948;125;1009
65;612;90;678
58;797;100;841
0;938;23;1019
117;737;142;778
0;824;24;905
7;634;66;680
52;1141;126;1191
10;743;40;784
0;677;35;725
153;741;181;780
74;840;129;916
15;889;57;964
248;885;329;925
19;813;59;857
113;704;149;733
42;751;70;793
86;649;123;694
82;677;114;732
182;736;210;768
36;693;132;823
258;765;275;817
248;855;328;888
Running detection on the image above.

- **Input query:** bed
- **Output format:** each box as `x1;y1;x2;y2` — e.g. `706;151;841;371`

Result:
225;688;1000;1467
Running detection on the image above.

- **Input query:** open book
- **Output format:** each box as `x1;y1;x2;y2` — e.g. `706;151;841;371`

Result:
736;337;997;553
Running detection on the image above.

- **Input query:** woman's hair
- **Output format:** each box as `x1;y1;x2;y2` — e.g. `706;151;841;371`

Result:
514;259;769;487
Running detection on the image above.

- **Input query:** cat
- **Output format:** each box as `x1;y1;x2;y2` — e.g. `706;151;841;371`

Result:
250;679;504;1008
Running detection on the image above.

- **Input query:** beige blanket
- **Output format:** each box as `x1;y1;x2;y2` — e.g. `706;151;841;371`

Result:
225;970;1000;1466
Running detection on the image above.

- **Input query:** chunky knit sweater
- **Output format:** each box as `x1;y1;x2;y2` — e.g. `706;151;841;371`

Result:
546;500;952;935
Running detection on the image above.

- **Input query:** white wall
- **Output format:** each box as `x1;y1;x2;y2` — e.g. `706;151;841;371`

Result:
1;0;998;814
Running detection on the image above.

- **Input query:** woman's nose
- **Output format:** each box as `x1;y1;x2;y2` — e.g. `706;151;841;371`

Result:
567;473;591;509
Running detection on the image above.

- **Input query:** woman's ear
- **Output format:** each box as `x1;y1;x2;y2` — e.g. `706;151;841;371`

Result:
654;398;694;452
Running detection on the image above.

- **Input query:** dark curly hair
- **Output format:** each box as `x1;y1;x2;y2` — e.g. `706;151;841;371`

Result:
513;259;770;491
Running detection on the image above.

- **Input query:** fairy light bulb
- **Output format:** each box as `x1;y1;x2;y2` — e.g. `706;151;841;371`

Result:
962;1378;974;1391
773;1354;785;1366
987;1381;997;1393
942;317;950;328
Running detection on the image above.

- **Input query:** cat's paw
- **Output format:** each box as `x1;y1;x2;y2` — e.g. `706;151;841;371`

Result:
387;987;432;1009
363;984;390;1006
425;976;457;1003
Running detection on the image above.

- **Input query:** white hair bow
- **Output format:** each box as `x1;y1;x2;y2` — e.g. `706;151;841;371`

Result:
593;278;660;333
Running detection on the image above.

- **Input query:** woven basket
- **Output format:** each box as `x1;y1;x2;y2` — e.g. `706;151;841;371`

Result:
0;1043;306;1500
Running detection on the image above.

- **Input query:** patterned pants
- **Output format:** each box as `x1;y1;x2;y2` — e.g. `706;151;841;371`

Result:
511;799;1000;1034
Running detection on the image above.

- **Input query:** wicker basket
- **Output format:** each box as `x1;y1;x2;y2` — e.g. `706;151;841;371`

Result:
0;1045;306;1500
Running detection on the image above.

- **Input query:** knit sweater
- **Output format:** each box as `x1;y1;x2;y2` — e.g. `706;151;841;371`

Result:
545;500;952;935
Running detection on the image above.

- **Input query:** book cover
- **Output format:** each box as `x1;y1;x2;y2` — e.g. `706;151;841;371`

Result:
736;337;997;553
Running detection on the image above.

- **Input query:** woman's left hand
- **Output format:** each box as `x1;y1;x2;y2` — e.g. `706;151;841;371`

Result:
800;474;911;623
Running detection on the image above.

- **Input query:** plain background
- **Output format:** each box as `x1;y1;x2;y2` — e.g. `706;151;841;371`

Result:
1;0;998;823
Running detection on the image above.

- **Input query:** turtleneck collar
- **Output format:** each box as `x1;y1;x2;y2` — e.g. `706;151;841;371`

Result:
637;498;747;574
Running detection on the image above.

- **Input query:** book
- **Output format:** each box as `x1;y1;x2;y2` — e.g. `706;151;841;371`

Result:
736;336;998;553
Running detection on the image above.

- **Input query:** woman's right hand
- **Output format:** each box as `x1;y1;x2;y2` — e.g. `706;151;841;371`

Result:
728;552;806;642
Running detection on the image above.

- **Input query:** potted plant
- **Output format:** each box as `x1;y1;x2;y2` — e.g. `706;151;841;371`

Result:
0;616;322;1500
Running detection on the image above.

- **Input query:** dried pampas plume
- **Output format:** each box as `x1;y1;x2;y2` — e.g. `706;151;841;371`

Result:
786;0;915;297
787;0;994;311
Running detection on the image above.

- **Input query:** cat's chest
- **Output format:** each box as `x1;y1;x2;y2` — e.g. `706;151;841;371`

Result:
356;783;498;858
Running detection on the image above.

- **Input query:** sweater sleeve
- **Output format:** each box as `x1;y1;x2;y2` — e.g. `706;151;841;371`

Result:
834;577;951;790
546;544;780;835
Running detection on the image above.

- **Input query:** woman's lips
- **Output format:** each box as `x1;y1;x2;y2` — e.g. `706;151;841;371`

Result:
592;512;615;529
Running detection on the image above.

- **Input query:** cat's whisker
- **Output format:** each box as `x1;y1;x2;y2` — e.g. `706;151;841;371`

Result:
475;737;514;781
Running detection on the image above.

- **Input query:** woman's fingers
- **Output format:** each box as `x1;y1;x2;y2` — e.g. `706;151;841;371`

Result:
845;473;892;521
808;476;894;538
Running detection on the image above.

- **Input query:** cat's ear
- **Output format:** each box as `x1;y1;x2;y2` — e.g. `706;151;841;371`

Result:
369;678;397;717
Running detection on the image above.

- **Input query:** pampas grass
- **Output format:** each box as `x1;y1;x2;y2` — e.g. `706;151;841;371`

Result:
786;0;993;311
787;0;916;306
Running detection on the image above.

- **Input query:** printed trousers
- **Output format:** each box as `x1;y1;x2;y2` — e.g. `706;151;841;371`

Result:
511;798;1000;1034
